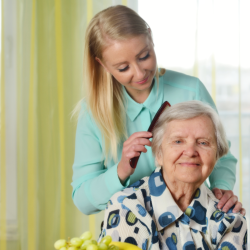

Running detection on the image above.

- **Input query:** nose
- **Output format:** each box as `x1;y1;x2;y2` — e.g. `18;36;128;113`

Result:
183;142;198;157
133;63;146;81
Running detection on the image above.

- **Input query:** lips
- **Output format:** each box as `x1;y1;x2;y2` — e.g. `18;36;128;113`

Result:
135;75;149;84
179;162;201;166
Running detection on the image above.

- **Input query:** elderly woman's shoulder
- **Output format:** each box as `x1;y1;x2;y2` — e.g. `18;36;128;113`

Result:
205;187;247;242
160;69;202;89
106;176;150;209
206;187;245;219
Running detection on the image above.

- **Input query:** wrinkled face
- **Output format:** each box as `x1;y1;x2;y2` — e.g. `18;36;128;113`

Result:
97;34;157;102
156;116;217;187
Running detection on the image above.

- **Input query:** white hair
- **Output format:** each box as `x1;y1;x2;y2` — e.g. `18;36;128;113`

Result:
151;100;229;166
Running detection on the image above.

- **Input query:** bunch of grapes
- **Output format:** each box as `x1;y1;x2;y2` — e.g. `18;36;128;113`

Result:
54;231;119;250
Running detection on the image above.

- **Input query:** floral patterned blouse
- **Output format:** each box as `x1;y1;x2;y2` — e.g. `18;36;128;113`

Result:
99;167;247;250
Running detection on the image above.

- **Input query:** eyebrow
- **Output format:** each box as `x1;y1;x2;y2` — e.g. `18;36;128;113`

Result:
111;45;149;67
168;135;213;141
167;136;185;141
168;134;186;139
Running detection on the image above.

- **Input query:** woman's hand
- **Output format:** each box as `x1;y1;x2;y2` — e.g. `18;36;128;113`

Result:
212;188;246;216
117;131;152;184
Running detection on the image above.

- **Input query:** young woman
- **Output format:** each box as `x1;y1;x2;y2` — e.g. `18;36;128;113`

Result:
71;5;243;216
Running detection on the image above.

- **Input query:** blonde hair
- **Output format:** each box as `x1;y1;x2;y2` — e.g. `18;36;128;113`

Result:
79;5;165;162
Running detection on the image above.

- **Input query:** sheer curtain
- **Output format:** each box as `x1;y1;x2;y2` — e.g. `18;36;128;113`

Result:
1;1;89;249
139;0;250;240
0;1;137;250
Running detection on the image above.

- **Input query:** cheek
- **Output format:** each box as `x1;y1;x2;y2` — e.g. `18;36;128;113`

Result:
141;56;156;71
149;56;157;70
113;72;131;85
203;150;217;170
164;147;183;163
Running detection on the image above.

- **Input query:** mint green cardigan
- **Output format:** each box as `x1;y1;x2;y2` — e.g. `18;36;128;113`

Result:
71;70;237;215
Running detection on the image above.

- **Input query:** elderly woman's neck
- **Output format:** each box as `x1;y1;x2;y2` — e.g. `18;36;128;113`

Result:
162;173;201;212
167;182;199;212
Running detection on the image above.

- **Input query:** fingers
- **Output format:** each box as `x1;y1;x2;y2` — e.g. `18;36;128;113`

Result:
240;208;246;216
212;188;223;200
232;201;243;214
118;132;153;183
126;145;148;158
217;190;235;211
124;132;152;145
123;132;152;158
213;189;246;215
221;195;238;213
130;137;152;148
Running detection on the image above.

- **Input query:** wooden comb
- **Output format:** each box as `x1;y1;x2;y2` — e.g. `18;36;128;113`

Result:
130;101;171;169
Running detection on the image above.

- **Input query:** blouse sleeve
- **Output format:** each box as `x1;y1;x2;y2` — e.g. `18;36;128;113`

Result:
71;103;130;215
198;80;237;190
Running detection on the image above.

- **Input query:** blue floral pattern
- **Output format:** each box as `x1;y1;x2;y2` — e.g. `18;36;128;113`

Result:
99;167;247;249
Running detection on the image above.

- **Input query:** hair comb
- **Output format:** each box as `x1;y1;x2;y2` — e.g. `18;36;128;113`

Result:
130;101;171;169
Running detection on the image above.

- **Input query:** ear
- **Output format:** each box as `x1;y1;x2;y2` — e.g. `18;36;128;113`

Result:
95;57;110;73
156;149;163;166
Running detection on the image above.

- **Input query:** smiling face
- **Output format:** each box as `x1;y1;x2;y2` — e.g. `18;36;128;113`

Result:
156;115;217;188
96;34;157;103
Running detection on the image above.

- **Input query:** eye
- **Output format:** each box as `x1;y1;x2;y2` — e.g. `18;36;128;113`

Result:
139;52;150;61
199;141;208;146
118;65;129;72
175;140;182;144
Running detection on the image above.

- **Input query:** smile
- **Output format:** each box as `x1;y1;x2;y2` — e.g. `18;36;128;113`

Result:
179;162;200;166
136;76;149;84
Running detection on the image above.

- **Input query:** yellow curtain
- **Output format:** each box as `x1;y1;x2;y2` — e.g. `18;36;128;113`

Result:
0;0;7;249
16;0;89;249
0;1;137;250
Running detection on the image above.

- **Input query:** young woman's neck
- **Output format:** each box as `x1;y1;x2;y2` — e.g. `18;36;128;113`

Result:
130;90;150;103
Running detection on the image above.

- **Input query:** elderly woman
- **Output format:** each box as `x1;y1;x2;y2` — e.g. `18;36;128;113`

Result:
99;101;247;250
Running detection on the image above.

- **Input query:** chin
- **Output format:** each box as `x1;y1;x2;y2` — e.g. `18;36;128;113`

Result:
178;175;204;185
133;82;152;91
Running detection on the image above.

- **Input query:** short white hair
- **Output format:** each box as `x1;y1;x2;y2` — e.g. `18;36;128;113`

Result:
151;100;229;166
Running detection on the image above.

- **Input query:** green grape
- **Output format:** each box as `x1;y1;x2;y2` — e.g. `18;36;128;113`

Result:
53;231;115;250
98;243;108;250
70;237;83;247
54;239;67;249
80;240;92;250
86;244;98;250
68;247;79;250
91;240;98;245
80;231;92;241
100;236;112;246
108;246;119;250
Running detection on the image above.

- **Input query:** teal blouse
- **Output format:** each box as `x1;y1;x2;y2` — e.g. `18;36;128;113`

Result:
72;70;237;215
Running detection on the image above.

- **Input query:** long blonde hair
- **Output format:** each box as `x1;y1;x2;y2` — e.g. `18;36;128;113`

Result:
79;5;165;162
